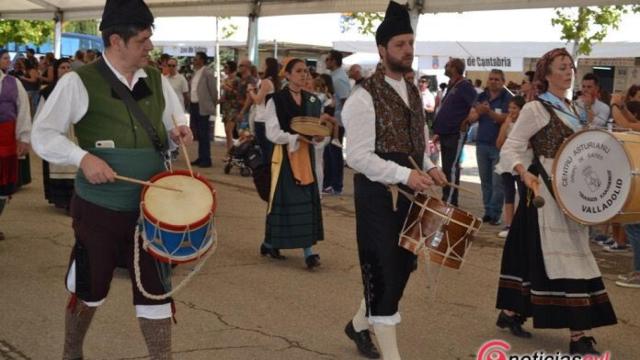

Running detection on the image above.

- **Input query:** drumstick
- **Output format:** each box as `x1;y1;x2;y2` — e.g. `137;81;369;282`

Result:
114;175;182;192
530;180;545;208
171;115;194;177
407;156;479;196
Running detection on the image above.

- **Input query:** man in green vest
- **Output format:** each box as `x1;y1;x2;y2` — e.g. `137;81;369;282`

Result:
32;1;192;359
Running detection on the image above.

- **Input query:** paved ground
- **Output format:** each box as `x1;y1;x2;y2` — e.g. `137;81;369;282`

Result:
0;142;638;360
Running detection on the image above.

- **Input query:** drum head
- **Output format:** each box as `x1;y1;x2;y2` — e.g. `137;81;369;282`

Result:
552;129;631;224
144;174;214;226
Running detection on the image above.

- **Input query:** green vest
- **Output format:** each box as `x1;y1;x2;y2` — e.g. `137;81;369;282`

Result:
75;63;167;149
74;63;168;211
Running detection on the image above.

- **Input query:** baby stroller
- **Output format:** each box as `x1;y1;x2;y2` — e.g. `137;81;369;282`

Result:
224;135;262;177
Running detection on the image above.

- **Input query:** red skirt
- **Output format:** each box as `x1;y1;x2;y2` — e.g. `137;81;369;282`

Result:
0;120;18;196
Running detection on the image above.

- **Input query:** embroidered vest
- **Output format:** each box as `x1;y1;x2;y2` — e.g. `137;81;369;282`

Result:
530;100;575;159
361;67;425;167
0;76;18;123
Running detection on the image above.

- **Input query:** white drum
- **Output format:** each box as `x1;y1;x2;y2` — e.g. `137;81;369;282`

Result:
552;129;640;225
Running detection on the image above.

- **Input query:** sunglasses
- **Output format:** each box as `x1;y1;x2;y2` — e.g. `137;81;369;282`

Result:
167;64;177;67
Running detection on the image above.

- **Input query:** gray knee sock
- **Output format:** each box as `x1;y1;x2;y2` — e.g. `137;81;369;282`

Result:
139;317;172;360
63;299;97;360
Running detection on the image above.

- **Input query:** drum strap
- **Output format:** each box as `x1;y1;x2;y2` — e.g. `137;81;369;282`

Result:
95;58;167;153
532;156;555;201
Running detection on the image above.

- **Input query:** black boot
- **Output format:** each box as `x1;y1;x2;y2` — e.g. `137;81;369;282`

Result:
344;321;380;359
260;244;286;260
305;254;321;269
496;311;532;338
570;336;600;355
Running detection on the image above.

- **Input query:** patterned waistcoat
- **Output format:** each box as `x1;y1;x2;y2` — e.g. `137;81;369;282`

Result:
530;100;575;159
361;66;425;167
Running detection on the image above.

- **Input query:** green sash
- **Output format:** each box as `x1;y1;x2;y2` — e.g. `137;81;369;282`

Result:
75;148;165;211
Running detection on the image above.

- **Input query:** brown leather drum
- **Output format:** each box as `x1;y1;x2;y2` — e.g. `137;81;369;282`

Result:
290;116;333;137
399;193;482;269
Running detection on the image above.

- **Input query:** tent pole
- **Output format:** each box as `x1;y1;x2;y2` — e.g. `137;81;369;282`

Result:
247;0;261;65
53;11;63;59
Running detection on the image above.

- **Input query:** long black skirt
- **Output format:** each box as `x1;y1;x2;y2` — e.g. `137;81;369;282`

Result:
496;192;617;331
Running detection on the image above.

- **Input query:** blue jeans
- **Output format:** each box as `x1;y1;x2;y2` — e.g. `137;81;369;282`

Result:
190;103;212;163
625;224;640;271
476;143;504;219
323;126;344;192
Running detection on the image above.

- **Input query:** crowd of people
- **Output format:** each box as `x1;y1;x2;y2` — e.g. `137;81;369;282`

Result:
1;0;639;359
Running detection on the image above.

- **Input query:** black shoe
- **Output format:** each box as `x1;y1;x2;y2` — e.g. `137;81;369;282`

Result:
195;159;212;168
305;254;321;269
260;244;286;260
496;311;532;338
190;158;201;166
482;215;492;222
570;336;600;355
344;321;380;359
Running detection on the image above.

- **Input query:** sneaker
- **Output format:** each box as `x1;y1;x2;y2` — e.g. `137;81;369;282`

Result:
498;229;509;238
322;186;334;195
591;234;608;244
604;243;629;252
618;271;638;281
597;237;615;247
615;274;640;288
490;218;502;226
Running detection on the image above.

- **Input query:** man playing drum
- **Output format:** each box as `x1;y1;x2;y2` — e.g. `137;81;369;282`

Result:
32;1;192;359
342;2;447;359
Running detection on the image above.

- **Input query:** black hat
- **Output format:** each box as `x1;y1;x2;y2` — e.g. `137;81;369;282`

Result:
375;1;414;46
99;0;154;31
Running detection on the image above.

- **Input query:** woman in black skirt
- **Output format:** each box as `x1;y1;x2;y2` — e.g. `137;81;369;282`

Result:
36;58;75;210
261;58;332;269
495;48;617;355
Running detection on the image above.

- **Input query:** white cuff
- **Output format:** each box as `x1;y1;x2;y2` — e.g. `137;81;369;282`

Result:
396;166;411;185
66;261;105;307
287;134;300;152
368;312;402;326
71;148;90;168
136;304;173;319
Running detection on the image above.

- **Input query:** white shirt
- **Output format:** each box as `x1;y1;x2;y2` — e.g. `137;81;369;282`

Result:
343;75;435;186
32;54;187;167
190;67;204;103
165;73;189;111
575;98;610;128
264;98;301;151
421;89;435;110
0;72;31;143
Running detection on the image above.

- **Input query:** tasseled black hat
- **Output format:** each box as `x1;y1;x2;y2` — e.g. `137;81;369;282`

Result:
99;0;154;31
375;1;414;46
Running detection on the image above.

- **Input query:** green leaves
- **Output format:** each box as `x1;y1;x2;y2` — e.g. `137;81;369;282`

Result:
63;20;98;36
340;12;384;35
0;20;54;47
552;6;639;56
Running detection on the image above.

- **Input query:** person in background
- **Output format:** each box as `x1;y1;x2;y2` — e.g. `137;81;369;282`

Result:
348;64;365;87
474;78;484;94
0;49;32;241
84;49;97;64
18;56;41;111
37;58;75;211
164;57;189;112
575;73;610;128
71;50;86;70
189;51;217;168
495;96;526;238
323;50;350;196
249;57;280;165
472;69;512;225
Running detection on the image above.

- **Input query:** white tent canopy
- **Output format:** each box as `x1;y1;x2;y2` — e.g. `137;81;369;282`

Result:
1;0;638;20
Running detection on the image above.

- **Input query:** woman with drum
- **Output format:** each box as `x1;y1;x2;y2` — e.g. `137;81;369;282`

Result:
261;58;328;269
495;48;616;355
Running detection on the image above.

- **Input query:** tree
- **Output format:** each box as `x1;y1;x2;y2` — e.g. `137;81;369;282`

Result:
552;5;640;57
0;20;53;47
64;20;99;35
340;12;384;35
